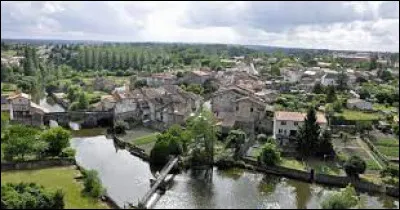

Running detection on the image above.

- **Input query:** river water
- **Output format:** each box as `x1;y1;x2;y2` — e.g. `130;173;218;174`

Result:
70;131;399;209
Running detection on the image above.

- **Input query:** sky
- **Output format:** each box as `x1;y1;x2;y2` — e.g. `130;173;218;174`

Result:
1;1;399;52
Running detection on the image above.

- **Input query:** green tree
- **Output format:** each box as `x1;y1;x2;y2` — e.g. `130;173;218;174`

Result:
259;143;281;166
313;82;325;94
40;127;71;156
337;69;348;91
321;184;360;209
226;129;246;159
295;107;321;158
271;64;280;76
316;129;334;157
344;155;366;178
186;84;204;95
1;183;65;209
77;92;89;110
326;85;337;103
114;120;128;134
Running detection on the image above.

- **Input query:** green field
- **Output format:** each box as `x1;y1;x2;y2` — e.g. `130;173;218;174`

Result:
374;137;399;158
373;104;397;112
279;158;306;171
335;109;381;121
1;167;109;209
130;133;160;146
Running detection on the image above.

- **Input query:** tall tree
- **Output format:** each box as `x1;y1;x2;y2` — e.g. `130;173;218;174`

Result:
295;107;321;158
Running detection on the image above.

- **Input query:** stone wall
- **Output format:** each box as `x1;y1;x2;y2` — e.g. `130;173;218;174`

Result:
240;157;398;198
1;158;75;171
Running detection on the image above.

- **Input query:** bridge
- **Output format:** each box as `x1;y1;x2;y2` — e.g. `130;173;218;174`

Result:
43;111;114;128
137;157;179;209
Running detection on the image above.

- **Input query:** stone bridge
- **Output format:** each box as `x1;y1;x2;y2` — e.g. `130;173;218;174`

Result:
43;111;114;128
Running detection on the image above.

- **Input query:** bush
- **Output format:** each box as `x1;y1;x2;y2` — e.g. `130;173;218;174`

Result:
60;147;76;158
114;120;128;134
40;127;71;156
380;165;399;178
344;155;366;178
321;184;359;209
256;134;268;142
259;143;281;166
1;182;64;209
82;169;104;198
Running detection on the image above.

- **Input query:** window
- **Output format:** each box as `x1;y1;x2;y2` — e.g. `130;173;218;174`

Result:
279;129;283;133
281;121;286;125
236;106;239;111
250;107;253;112
294;122;298;126
160;114;163;121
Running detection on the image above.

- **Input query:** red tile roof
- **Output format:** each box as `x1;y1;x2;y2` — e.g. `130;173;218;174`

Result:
275;111;327;124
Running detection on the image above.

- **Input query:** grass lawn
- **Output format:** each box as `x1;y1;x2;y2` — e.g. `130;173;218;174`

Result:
373;137;399;158
376;146;399;158
373;103;397;112
1;166;109;209
130;133;160;146
335;109;381;121
366;159;382;171
307;159;343;176
279;158;307;171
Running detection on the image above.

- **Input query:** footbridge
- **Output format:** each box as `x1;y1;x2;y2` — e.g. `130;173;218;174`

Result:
137;157;179;209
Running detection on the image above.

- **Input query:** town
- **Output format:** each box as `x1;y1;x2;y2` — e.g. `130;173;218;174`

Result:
1;41;398;209
1;1;399;209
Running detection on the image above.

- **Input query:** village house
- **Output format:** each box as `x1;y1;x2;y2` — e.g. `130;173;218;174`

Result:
93;76;116;92
321;69;339;86
346;98;373;111
181;70;212;85
7;92;48;126
211;86;274;136
273;111;327;146
138;72;177;87
110;84;203;129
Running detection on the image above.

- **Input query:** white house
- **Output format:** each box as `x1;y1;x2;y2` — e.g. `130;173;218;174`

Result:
321;69;339;86
346;98;373;110
273;111;327;146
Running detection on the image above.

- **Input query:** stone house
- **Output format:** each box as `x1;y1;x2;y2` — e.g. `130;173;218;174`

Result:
346;98;373;111
111;85;203;129
181;70;212;85
7;92;48;126
321;70;339;86
273;111;327;146
211;86;273;136
138;73;177;87
93;77;116;92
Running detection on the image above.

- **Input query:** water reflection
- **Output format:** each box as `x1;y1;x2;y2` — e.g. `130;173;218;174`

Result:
70;131;399;209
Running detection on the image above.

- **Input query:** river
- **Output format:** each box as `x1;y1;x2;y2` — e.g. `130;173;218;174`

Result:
70;131;399;209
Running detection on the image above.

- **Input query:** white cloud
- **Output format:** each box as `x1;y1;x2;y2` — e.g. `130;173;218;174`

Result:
1;1;399;52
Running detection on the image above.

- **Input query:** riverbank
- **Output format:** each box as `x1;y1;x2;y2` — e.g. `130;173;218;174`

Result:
1;166;111;209
214;157;399;198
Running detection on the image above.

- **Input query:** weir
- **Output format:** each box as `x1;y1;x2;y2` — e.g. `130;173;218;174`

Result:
137;157;179;209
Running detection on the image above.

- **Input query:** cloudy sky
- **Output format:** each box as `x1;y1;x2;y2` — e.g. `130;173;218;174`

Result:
1;1;399;52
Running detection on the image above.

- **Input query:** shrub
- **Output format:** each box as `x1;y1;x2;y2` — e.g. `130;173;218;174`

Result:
1;182;64;209
321;184;359;209
259;143;281;166
256;134;268;142
60;147;76;158
114;120;128;134
82;169;104;198
344;155;366;178
380;165;399;178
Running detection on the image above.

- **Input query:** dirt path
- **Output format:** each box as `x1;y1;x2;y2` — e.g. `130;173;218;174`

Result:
355;137;384;170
